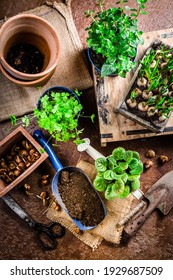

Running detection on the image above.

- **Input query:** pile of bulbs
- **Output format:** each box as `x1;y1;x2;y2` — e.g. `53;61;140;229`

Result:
0;139;40;184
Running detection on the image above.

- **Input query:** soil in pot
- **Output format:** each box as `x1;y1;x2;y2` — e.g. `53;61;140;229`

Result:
89;48;106;71
58;170;105;227
6;43;44;74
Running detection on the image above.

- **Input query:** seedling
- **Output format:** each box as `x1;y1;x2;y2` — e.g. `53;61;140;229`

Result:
93;147;143;200
10;89;95;145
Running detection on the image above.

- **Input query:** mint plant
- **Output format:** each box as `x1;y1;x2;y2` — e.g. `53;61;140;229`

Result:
85;0;148;77
10;89;95;145
93;147;143;200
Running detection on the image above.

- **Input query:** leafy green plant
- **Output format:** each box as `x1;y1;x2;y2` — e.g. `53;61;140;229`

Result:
93;147;143;200
85;0;148;77
10;89;95;145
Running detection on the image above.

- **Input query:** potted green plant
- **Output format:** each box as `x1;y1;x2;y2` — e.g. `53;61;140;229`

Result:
10;86;95;145
93;147;143;200
85;0;148;77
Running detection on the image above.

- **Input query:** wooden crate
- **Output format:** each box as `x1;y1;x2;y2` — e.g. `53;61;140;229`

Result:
0;126;48;196
93;28;173;146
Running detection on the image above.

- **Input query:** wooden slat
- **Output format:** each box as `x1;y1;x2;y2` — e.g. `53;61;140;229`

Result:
93;28;173;146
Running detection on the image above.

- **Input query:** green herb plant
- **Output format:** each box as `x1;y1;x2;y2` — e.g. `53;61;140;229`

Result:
93;147;143;200
10;89;95;145
85;0;148;77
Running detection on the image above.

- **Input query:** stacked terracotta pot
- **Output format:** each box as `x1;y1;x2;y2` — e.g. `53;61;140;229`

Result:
0;14;61;87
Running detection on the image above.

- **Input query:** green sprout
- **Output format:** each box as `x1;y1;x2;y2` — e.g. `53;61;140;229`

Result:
10;90;95;145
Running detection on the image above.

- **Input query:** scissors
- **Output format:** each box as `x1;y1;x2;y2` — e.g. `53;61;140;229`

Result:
2;194;65;250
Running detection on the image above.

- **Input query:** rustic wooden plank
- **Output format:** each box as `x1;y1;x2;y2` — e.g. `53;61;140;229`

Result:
93;28;173;146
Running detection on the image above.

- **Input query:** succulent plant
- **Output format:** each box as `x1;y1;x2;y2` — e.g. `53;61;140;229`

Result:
93;147;143;200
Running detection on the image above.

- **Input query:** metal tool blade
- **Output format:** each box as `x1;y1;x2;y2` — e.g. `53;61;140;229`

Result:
2;194;33;225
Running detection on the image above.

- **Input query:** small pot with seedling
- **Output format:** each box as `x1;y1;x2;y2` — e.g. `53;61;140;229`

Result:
10;86;95;145
117;39;173;132
85;0;148;77
93;147;143;200
77;141;143;200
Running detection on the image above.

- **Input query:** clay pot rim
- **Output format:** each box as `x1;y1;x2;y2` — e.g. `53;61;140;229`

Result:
0;13;61;80
0;62;55;87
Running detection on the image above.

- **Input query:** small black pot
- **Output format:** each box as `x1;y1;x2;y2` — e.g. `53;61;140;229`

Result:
87;48;117;77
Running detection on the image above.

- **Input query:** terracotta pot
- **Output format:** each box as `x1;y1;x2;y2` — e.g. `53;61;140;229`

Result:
0;63;55;87
0;14;60;81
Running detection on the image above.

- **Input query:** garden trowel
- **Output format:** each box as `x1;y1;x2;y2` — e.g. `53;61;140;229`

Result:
123;170;173;237
77;139;173;233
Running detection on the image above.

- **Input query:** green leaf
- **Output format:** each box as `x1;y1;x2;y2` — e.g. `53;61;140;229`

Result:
103;170;116;180
128;158;139;169
131;179;140;191
118;162;128;170
10;115;17;126
128;174;140;181
93;176;107;192
39;148;45;154
95;158;107;172
113;165;124;174
107;155;117;169
132;151;140;160
123;150;133;163
21;116;30;127
104;183;121;200
130;161;143;175
90;114;95;123
114;179;125;193
121;173;128;183
101;63;117;77
118;185;130;198
112;147;126;160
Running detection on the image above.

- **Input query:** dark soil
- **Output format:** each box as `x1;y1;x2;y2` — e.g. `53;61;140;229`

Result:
58;170;105;227
89;48;105;71
6;43;44;74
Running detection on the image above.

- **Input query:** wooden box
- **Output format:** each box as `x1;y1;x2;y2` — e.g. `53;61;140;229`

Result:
92;28;173;146
117;39;173;133
0;126;48;196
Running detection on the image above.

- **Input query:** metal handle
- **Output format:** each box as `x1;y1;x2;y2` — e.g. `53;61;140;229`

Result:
33;130;63;172
77;138;106;160
117;200;146;227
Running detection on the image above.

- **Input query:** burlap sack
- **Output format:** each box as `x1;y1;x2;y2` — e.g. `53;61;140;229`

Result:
46;160;133;250
0;1;93;121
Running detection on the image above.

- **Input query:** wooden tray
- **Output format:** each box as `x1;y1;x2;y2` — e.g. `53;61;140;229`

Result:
117;39;173;133
92;28;173;146
0;126;48;196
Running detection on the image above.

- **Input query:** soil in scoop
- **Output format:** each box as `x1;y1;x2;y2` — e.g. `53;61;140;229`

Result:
6;43;44;74
58;170;105;227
